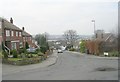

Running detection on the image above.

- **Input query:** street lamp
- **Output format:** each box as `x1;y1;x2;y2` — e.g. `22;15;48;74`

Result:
91;20;95;34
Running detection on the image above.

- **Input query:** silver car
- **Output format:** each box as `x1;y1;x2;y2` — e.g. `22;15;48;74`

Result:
57;49;63;53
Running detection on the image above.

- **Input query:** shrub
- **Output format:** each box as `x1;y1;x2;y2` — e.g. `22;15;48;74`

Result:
25;42;29;49
105;51;119;57
38;52;44;56
21;53;26;58
19;48;26;54
69;48;76;51
2;42;5;51
2;51;8;59
11;49;18;58
80;40;86;53
36;48;40;53
40;46;47;54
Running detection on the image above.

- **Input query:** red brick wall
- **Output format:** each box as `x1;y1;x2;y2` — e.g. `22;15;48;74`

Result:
4;29;23;41
23;36;33;48
3;29;23;50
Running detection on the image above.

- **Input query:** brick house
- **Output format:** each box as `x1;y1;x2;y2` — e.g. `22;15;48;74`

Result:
22;27;37;48
0;17;23;52
0;17;38;54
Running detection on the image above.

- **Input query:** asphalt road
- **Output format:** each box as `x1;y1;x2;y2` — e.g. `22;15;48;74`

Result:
2;51;118;80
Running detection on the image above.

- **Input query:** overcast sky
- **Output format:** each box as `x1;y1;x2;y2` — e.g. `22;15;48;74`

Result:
0;0;119;35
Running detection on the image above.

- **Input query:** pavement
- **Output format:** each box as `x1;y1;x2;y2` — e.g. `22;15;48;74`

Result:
2;51;58;76
69;51;119;60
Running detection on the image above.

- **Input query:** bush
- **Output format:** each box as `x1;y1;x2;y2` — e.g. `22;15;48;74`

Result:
19;48;26;54
11;49;18;58
40;46;47;54
69;48;76;51
38;52;44;56
36;48;40;53
103;51;119;57
80;40;86;53
26;51;38;54
25;42;29;49
2;51;8;59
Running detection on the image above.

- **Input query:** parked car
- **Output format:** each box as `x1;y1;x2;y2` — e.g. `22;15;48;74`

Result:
27;47;36;52
57;49;63;53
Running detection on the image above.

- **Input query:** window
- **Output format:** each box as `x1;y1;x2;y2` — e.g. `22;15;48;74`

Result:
6;30;10;36
16;31;18;37
11;42;17;50
19;32;21;37
29;37;31;40
19;42;23;48
11;31;14;36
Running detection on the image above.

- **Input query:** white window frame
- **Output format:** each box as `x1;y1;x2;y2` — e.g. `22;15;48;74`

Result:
16;31;18;37
19;42;23;48
11;31;14;36
6;30;10;36
19;32;21;37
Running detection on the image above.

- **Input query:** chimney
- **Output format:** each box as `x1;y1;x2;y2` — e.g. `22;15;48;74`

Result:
22;27;24;31
10;17;13;24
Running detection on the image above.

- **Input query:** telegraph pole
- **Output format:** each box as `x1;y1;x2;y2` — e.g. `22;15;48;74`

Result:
92;20;95;34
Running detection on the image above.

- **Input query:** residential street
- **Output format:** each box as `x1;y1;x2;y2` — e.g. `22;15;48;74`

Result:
2;51;118;80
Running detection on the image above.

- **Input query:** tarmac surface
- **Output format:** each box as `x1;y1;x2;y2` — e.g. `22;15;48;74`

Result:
2;51;118;80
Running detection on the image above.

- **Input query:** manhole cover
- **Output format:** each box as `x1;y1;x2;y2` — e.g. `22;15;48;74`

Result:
95;67;117;71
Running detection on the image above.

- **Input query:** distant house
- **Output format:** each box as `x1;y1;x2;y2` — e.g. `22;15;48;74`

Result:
85;30;118;55
73;40;80;49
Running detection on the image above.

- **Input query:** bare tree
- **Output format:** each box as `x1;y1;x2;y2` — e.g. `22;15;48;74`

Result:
63;30;78;48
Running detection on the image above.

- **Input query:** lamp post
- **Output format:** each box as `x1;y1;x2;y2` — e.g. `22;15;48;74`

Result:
91;20;95;34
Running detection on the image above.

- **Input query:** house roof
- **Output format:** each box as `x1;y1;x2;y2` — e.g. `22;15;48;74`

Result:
0;17;32;37
95;32;116;42
22;31;32;37
0;17;22;31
